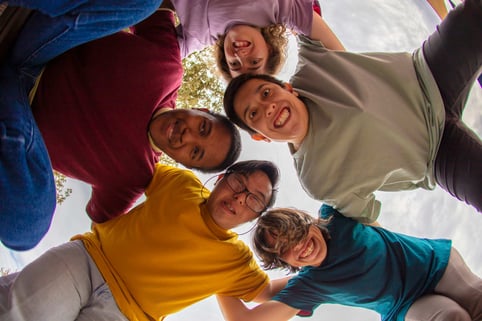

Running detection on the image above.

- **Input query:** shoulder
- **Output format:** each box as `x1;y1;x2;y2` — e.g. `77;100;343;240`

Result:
147;164;201;194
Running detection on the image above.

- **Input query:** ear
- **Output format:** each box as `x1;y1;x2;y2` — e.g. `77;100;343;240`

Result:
214;173;225;185
251;133;271;142
193;107;210;113
283;82;299;97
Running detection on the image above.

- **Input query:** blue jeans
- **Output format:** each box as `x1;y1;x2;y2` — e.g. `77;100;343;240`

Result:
422;0;482;213
8;0;162;74
0;0;162;250
0;63;55;251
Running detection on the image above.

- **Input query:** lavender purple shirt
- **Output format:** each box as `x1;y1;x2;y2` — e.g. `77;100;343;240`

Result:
171;0;314;57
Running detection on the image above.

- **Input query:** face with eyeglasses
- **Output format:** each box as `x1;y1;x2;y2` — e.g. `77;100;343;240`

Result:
207;170;273;230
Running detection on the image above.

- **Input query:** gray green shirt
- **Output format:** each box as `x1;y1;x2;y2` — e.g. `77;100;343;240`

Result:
290;36;445;222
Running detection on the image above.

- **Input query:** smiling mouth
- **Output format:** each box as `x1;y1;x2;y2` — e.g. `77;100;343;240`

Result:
233;41;251;49
300;240;314;258
168;120;182;145
274;108;290;128
223;200;236;215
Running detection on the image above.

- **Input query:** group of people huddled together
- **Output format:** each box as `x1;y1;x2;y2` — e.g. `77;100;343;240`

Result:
0;0;481;320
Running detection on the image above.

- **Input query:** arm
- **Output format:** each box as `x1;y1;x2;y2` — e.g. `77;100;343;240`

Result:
217;296;299;321
365;220;381;227
130;9;178;44
252;276;291;302
309;12;345;51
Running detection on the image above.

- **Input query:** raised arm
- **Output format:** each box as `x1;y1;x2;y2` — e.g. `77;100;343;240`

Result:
217;296;299;321
310;12;345;50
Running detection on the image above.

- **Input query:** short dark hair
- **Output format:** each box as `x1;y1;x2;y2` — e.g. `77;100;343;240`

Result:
225;160;280;208
214;24;288;82
223;73;285;135
253;207;331;273
191;111;242;174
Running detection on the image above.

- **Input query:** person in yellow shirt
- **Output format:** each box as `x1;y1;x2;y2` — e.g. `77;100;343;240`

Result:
0;160;287;321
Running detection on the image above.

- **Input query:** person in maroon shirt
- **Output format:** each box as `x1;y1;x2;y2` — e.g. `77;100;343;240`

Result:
0;9;240;251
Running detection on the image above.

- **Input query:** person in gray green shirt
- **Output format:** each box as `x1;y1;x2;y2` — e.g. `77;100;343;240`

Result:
223;0;482;223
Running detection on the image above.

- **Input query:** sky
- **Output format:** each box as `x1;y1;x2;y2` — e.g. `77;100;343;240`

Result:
1;0;481;320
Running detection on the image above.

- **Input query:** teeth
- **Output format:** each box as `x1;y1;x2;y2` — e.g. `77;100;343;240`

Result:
275;109;289;127
300;241;314;258
233;41;250;48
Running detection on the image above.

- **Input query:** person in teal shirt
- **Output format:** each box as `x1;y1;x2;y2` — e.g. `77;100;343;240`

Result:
217;205;482;321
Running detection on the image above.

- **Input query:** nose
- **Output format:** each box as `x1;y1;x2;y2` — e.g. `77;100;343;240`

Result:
180;127;199;144
234;46;249;57
233;191;248;205
264;103;276;117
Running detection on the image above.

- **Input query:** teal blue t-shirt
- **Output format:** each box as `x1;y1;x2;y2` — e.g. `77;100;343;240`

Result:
273;205;451;321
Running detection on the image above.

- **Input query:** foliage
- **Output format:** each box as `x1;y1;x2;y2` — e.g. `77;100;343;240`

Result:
177;46;226;113
54;171;72;204
1;267;10;276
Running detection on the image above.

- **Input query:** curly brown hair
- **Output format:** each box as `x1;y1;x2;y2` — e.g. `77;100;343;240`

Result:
253;207;331;273
214;24;289;82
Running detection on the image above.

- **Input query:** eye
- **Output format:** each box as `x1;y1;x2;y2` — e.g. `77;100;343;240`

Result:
251;59;260;65
229;60;240;68
248;108;257;120
191;146;200;160
199;120;207;136
228;174;245;193
262;88;270;98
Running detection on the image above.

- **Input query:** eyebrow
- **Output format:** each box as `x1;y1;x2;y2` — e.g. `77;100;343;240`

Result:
246;65;262;72
242;83;265;121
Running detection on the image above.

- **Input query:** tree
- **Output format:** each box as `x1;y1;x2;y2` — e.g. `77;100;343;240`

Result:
177;46;226;113
54;171;72;204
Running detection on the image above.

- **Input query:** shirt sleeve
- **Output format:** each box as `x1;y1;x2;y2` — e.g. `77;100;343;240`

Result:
216;247;270;302
86;185;144;223
130;10;179;48
285;0;314;35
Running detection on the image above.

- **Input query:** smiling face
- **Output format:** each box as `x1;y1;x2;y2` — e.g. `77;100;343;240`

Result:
233;78;309;148
148;109;231;169
270;225;327;268
207;170;273;230
224;25;270;78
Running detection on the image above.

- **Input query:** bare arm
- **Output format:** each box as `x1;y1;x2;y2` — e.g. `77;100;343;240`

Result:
365;220;381;227
217;296;299;321
310;12;345;50
252;276;291;302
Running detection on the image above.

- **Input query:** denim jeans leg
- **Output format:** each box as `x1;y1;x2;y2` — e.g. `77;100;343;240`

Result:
0;63;56;251
8;0;163;70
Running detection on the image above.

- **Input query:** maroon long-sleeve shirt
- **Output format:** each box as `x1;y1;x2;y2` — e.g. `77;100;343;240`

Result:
33;11;182;222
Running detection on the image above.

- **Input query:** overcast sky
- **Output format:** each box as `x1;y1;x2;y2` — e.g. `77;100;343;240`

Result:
1;0;481;320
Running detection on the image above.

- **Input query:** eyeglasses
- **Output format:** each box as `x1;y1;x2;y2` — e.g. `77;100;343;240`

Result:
225;173;267;213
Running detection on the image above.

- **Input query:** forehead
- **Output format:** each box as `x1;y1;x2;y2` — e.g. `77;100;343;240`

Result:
233;79;264;113
170;108;211;119
233;169;272;199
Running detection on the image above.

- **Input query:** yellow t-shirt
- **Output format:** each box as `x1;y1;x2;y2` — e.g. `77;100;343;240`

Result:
74;164;268;321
